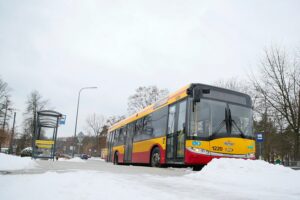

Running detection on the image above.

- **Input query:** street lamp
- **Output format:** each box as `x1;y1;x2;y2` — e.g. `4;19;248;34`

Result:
72;86;97;158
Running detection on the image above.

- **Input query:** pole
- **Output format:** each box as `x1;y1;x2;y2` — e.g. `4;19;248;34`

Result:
72;90;81;158
259;142;262;160
72;87;97;158
2;96;8;130
9;112;16;154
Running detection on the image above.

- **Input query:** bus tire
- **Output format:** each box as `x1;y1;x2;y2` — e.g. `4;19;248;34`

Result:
150;147;161;167
113;152;119;165
193;165;204;171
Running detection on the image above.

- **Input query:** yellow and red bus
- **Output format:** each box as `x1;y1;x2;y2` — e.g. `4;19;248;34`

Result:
105;83;255;170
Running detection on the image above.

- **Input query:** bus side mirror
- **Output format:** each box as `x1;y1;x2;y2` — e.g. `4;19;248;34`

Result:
193;86;202;103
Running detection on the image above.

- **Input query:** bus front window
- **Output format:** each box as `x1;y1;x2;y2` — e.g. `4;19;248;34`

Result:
229;104;253;137
190;99;227;138
189;99;253;138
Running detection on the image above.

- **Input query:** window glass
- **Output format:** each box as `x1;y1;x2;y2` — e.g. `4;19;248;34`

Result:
177;100;186;158
177;100;186;132
136;119;143;135
152;107;168;137
133;119;144;141
118;128;124;145
229;104;253;137
167;105;176;135
190;99;227;138
143;115;153;135
113;130;119;145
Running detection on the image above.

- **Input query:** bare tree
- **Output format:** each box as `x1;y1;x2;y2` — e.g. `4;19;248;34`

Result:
106;115;126;127
85;113;106;153
0;77;13;131
22;90;48;144
127;85;169;114
86;113;106;137
252;46;300;160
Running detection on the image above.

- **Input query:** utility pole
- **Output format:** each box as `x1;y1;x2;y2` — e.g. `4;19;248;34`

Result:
2;96;9;131
9;112;16;154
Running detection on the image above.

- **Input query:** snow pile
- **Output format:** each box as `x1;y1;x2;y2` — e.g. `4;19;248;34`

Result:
187;158;300;199
89;157;104;161
0;153;37;171
63;157;86;162
57;158;68;161
1;157;300;200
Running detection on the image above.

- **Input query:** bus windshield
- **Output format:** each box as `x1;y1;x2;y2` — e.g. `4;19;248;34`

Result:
189;99;253;138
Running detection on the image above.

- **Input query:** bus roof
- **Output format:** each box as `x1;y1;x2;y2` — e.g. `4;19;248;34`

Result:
108;83;251;133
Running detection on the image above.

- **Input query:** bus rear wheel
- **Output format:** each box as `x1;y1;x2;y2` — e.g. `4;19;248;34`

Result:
151;147;161;167
113;152;118;165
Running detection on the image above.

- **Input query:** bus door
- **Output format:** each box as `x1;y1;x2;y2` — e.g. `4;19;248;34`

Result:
108;131;114;162
124;124;134;163
166;100;186;162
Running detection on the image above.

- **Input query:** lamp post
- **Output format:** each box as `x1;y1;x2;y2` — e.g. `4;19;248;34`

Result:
72;86;97;158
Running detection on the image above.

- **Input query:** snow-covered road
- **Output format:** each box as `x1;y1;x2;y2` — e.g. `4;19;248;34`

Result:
1;154;300;200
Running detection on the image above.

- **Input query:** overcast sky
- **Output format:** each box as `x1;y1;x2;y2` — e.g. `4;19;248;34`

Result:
1;0;299;137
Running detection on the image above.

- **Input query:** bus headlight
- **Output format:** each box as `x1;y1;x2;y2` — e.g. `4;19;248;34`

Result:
187;147;210;155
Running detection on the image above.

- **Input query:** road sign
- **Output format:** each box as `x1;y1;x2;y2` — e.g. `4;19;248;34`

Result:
59;115;66;125
256;132;264;142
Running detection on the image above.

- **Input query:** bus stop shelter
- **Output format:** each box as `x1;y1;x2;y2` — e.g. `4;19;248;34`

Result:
32;110;62;160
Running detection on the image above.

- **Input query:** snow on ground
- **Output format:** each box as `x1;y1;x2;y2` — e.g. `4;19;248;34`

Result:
0;153;37;171
89;157;104;161
1;158;300;200
60;157;86;162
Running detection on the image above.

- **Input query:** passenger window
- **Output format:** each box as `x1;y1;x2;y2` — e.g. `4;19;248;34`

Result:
177;100;187;133
152;107;168;137
167;105;176;135
143;115;153;135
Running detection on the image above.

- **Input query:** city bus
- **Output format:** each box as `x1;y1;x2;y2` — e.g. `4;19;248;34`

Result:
105;83;255;170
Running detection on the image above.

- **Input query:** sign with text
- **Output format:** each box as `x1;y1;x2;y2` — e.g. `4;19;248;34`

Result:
256;132;264;142
59;115;66;125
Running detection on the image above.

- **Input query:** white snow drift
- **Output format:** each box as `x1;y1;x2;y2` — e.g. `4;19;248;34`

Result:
0;158;300;200
0;153;37;171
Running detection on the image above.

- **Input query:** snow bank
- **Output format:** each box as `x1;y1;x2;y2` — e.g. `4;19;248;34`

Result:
186;158;300;199
1;157;300;200
62;157;86;162
0;153;37;171
89;157;104;161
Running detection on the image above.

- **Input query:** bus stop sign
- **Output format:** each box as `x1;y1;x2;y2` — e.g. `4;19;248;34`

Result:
256;132;264;142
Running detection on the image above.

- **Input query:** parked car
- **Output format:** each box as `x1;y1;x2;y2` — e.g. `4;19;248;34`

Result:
0;148;9;154
80;154;88;160
20;147;32;157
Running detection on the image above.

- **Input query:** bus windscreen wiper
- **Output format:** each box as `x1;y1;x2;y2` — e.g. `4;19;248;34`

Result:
210;108;227;139
228;109;245;138
231;120;245;138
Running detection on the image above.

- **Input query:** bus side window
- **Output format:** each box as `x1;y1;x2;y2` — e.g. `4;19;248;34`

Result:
152;106;168;137
114;130;119;146
143;114;153;135
134;119;143;141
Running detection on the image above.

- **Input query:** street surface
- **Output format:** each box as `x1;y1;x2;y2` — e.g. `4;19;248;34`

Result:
1;157;300;200
9;159;193;176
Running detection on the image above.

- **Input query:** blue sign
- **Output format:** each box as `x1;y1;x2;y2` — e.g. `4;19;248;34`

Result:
256;132;263;142
59;115;66;125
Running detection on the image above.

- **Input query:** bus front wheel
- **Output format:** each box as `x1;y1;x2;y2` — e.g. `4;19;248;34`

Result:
151;147;161;167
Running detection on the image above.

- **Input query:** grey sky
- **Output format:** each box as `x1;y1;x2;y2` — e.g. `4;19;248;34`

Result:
1;0;299;137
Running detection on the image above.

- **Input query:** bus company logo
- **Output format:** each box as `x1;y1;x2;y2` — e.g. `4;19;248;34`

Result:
224;141;234;146
192;141;201;146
